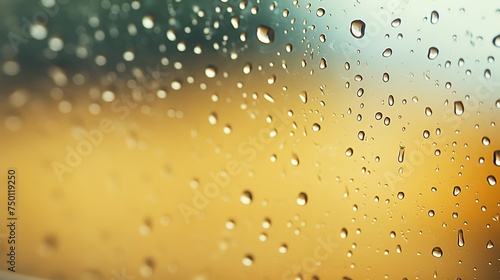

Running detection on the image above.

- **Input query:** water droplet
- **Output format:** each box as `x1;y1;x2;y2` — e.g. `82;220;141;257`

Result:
345;148;353;157
263;93;274;103
453;186;461;196
357;130;365;140
166;29;176;41
319;57;327;69
299;91;308;104
423;130;430;139
142;15;154;29
391;18;401;27
340;228;348;239
425;107;433;116
493;35;500;47
457;229;465;247
486;240;494;249
319;34;326;43
454;101;464;116
208;112;218;125
240;190;253;205
482;136;490;146
225;219;235;230
397;192;405;200
350;20;366;39
243;63;252;74
428;210;435;217
312;123;321;132
487;175;496;186
170;80;182;90
285;43;293;52
430;11;439;24
398;145;406;163
231;17;240;29
291;154;299;166
382;72;390;82
205;65;217;78
278;244;288;253
223;125;232;134
316;8;325;17
382;48;393;57
256;25;275;44
296;192;308;206
494;150;500;166
432;247;443;258
123;50;135;62
388;95;394;106
242;255;254;266
427;47;439;60
30;23;47;40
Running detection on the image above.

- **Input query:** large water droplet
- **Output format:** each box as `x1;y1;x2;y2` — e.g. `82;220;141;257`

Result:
453;186;461;196
391;18;401;27
432;247;443;258
454;101;464;116
457;229;465;247
256;25;275;44
345;148;353;157
142;15;155;29
486;240;494;249
425;107;433;116
482;136;490;146
350;20;366;39
427;47;439;60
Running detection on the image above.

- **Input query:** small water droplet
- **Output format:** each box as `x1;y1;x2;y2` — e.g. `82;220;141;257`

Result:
299;91;308;104
432;247;443;258
482;136;490;146
397;192;405;200
319;57;327;69
142;15;155;29
428;210;435;217
208;112;218;125
205;65;217;78
425;107;433;116
316;8;325;17
388;95;394;106
486;240;494;249
240;190;253;205
296;192;308;206
291;154;300;166
430;11;439;24
256;25;275;44
350;20;366;39
242;255;254;266
457;229;465;247
454;101;464;116
494;150;500;166
391;18;401;27
398;145;406;163
340;228;348;239
312;123;321;132
382;72;390;82
487;175;497;186
278;244;288;253
453;186;461;196
382;48;393;57
423;130;430;139
493;35;500;47
427;47;439;60
243;63;252;74
345;148;353;157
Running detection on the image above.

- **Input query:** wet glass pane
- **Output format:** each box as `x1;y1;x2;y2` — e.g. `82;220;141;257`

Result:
0;0;499;279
